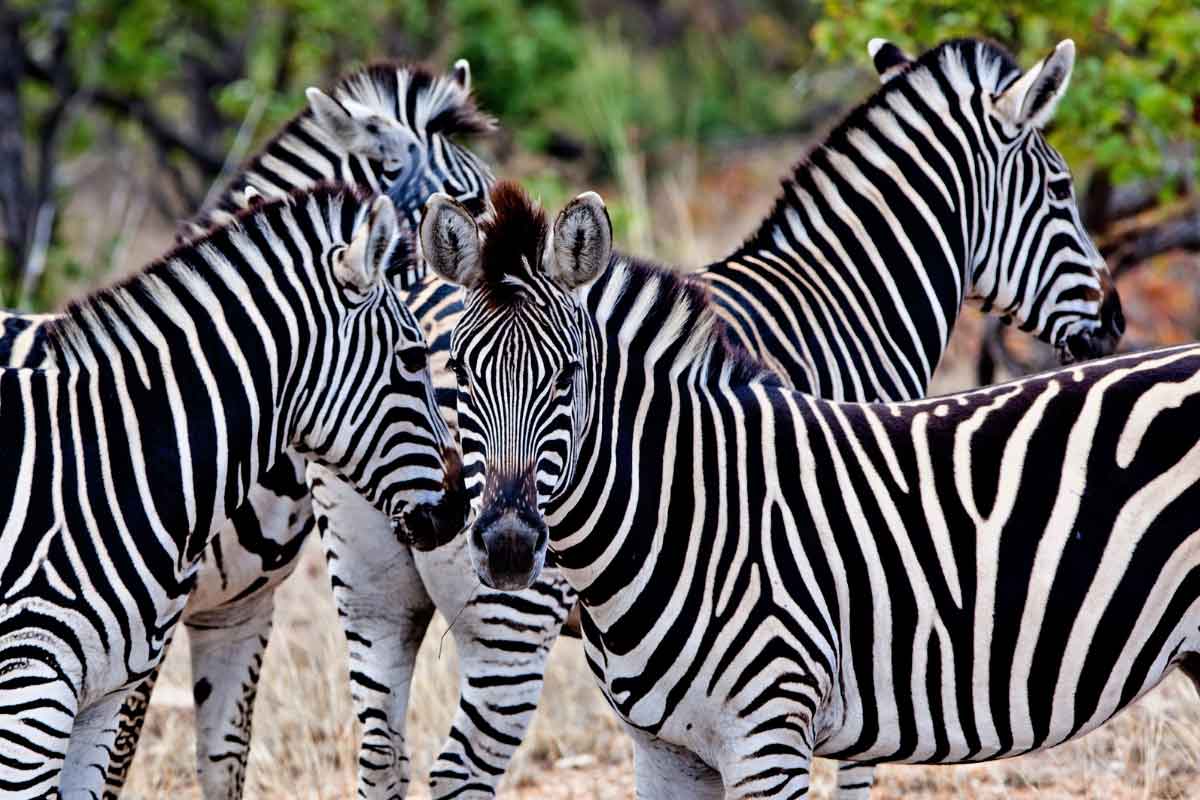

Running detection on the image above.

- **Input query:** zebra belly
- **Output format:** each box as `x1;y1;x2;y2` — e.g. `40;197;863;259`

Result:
815;569;1200;765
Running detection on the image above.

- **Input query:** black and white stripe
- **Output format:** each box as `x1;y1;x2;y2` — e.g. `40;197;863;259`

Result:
0;59;494;798
427;183;1200;799
404;38;1123;795
0;187;462;798
700;38;1123;402
193;59;496;286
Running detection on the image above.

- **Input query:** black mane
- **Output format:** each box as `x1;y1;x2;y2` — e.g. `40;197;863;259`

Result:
477;182;777;386
731;37;1021;260
47;184;401;353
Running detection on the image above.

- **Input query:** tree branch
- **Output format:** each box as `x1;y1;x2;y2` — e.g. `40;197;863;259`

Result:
1100;199;1200;276
19;48;224;177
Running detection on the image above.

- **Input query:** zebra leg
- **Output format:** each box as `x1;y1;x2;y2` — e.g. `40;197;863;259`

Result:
418;545;575;798
834;762;875;798
309;464;434;800
60;690;130;797
627;729;723;800
105;671;159;795
186;591;277;800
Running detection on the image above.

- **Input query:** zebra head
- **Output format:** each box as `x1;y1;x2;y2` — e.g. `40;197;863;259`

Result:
306;60;497;228
869;38;1123;364
423;183;611;589
298;191;467;550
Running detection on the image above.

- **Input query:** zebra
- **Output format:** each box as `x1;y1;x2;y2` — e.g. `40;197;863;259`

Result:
189;58;496;267
423;181;1200;799
0;186;466;798
289;34;1122;798
0;35;1114;797
379;36;1123;798
700;37;1123;399
0;59;496;797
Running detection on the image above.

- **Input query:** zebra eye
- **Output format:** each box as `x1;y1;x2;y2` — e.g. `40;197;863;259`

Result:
1049;178;1073;202
398;346;427;373
556;361;580;389
365;120;381;135
446;356;469;383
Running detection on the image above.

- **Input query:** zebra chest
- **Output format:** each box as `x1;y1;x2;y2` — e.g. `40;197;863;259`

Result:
579;607;791;771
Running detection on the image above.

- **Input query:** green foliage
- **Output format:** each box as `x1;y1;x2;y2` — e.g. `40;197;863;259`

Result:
446;0;584;151
812;0;1200;184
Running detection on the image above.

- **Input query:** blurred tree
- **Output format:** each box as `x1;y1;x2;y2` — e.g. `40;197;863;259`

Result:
0;0;834;307
0;0;449;306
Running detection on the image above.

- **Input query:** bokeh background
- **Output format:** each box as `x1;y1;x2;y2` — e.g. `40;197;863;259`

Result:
2;1;1199;797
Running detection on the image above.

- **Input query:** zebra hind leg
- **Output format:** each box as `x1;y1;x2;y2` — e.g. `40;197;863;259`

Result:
833;761;876;798
186;591;277;800
0;653;76;798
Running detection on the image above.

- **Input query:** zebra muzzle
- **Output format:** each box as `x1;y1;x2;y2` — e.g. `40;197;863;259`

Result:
468;505;549;591
392;447;470;551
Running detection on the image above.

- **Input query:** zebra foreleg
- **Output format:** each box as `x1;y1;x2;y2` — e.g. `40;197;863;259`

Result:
310;465;435;800
409;532;575;798
627;728;723;800
185;591;277;800
426;584;572;798
60;690;130;798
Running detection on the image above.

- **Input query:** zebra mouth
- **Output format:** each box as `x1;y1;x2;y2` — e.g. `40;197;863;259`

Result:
391;493;469;551
1057;329;1120;365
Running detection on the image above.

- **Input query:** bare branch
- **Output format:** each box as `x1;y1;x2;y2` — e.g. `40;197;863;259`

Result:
1100;199;1200;276
19;48;224;177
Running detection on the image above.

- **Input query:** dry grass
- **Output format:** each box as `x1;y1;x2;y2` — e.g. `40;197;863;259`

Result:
104;139;1200;797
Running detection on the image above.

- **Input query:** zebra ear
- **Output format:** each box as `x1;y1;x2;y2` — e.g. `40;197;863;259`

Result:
867;38;912;83
547;192;612;291
306;87;358;144
995;39;1075;129
174;221;208;245
452;59;471;93
421;193;482;288
338;195;398;291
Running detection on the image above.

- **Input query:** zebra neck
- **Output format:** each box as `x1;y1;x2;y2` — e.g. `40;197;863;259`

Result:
47;258;311;563
548;262;774;611
696;125;977;402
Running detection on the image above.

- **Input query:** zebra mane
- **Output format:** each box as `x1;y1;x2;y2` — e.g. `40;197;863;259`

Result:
615;257;777;386
335;60;497;138
732;37;1021;259
476;182;551;306
46;184;386;365
475;183;774;386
